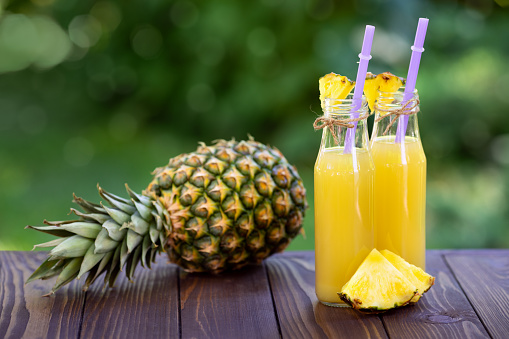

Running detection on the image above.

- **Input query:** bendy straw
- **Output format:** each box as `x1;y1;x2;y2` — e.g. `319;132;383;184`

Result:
395;18;429;144
344;25;375;154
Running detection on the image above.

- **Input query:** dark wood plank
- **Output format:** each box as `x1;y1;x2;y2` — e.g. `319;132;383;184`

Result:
445;250;509;339
80;255;179;339
381;250;490;339
0;251;85;339
265;251;387;339
179;264;280;339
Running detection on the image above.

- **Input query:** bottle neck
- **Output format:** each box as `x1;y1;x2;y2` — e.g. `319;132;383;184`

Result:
371;89;421;142
320;96;369;151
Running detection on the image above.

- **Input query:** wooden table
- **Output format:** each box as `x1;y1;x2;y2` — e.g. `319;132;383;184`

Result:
1;250;508;338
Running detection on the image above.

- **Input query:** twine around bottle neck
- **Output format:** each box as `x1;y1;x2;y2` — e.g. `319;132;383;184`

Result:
313;111;370;146
374;98;420;136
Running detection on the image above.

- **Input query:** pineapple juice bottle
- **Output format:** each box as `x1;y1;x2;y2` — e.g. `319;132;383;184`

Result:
371;89;426;269
314;96;374;307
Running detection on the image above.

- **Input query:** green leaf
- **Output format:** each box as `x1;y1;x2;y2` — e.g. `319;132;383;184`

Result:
78;244;105;279
101;203;130;225
94;228;119;254
26;258;61;284
49;235;93;259
25;225;74;238
51;257;83;293
60;222;102;238
102;219;127;242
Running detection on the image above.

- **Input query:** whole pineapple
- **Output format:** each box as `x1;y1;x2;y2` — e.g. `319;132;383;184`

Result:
27;138;308;294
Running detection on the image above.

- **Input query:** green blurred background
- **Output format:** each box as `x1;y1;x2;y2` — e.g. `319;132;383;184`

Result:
0;0;508;251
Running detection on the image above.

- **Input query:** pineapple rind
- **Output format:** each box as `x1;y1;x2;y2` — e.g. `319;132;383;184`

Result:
338;249;417;312
145;138;308;274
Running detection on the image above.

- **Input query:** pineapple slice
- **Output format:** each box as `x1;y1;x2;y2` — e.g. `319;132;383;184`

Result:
363;72;405;113
363;72;379;112
319;73;355;108
338;249;417;313
380;249;435;303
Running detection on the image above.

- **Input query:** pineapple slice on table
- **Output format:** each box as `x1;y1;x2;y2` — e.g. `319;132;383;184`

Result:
363;72;405;112
380;249;435;303
338;249;418;313
319;72;355;108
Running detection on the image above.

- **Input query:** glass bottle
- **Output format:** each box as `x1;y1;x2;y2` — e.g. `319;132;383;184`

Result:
314;95;374;307
370;88;426;269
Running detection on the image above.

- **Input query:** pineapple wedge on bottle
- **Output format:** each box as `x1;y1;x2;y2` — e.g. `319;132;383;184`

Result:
318;72;355;108
363;72;405;112
338;249;418;313
380;249;435;303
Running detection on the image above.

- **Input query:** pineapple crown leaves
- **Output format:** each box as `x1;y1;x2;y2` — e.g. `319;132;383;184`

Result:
26;184;168;295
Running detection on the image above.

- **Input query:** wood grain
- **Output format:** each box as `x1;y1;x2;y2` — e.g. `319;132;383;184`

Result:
265;252;387;339
0;251;85;339
80;255;179;339
3;250;509;339
381;250;490;339
445;251;509;339
179;264;280;339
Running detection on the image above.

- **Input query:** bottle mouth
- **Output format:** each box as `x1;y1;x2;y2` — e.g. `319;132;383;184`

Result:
323;93;368;114
377;87;418;96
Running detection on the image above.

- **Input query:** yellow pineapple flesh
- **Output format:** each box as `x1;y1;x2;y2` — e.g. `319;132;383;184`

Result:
380;249;435;303
363;72;405;113
319;72;355;108
338;249;417;313
363;72;379;112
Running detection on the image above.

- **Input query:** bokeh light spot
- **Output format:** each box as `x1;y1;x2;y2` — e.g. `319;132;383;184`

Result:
366;28;407;66
131;25;163;59
91;1;122;32
491;134;509;166
0;14;39;73
68;15;103;48
247;27;276;57
32;16;72;69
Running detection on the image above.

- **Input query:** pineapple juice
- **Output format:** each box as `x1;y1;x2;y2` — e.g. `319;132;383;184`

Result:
371;136;426;269
314;147;374;305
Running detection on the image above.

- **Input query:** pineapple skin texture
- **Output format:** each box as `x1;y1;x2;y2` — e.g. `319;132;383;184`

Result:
144;139;308;274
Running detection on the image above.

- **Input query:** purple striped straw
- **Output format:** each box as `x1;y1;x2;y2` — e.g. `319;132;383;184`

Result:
344;25;375;154
395;18;429;144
